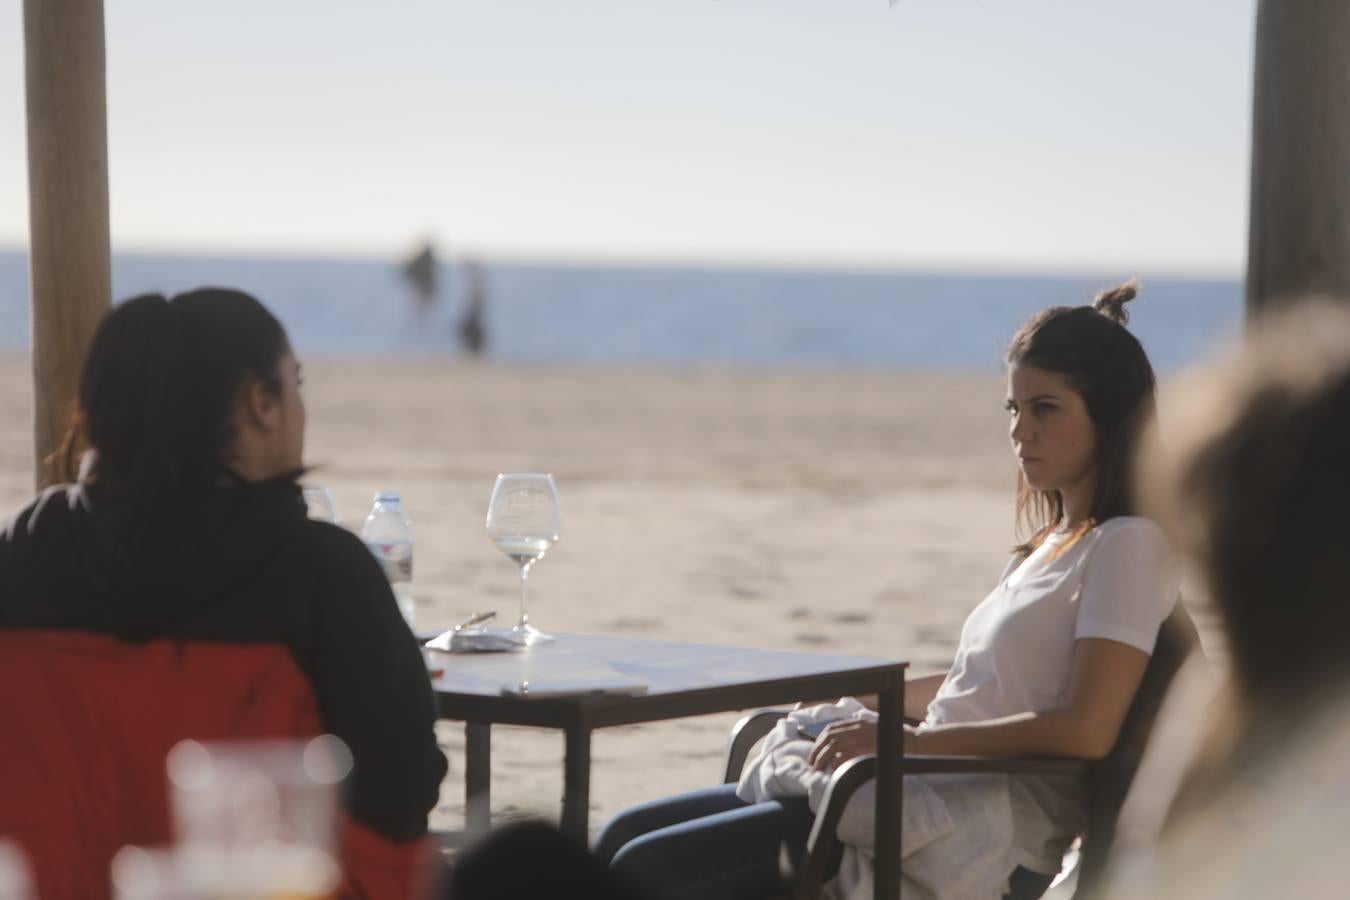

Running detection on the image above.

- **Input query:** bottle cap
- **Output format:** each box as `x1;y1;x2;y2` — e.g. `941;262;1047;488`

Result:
375;491;401;505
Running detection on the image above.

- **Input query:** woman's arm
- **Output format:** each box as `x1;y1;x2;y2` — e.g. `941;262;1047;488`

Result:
845;672;950;718
808;639;1149;768
796;671;948;720
306;527;448;840
909;638;1149;758
902;672;948;721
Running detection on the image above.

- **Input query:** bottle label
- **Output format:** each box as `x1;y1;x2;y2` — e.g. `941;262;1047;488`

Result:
369;543;413;584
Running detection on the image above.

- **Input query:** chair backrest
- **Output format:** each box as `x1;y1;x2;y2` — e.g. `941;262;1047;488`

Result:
1074;603;1202;896
0;629;325;899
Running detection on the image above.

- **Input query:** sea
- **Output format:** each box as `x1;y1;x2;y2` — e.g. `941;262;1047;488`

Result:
0;250;1244;372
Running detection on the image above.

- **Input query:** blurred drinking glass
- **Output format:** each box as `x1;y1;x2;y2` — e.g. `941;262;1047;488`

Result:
0;841;32;900
111;844;336;900
301;486;338;524
167;736;351;856
485;474;561;646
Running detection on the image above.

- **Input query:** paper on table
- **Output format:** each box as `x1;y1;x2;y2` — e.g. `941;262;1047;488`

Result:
500;678;648;698
424;627;528;653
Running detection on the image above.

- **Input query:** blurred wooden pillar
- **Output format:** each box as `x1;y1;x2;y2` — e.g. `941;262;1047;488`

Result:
24;0;112;488
1247;0;1350;316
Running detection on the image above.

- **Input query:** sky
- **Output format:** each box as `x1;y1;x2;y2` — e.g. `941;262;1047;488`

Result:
0;1;1257;274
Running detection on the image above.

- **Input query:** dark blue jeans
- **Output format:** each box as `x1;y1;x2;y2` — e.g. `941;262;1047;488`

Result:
595;784;817;900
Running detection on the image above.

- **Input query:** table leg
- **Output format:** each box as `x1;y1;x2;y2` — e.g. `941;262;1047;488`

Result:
561;725;592;843
466;721;491;832
874;671;904;900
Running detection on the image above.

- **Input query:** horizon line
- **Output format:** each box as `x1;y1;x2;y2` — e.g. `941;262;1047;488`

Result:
0;241;1244;284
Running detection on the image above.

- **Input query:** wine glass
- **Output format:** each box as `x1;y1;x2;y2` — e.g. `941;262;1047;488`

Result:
302;486;338;524
485;474;561;646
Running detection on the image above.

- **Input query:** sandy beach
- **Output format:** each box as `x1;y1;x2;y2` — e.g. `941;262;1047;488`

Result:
0;355;1221;839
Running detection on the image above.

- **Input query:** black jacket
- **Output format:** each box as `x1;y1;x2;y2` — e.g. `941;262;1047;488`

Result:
0;478;447;841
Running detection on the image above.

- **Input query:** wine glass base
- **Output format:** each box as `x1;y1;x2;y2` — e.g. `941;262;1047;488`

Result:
512;624;554;646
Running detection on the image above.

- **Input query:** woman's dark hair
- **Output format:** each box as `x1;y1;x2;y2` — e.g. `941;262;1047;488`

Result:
1006;279;1158;555
53;288;291;613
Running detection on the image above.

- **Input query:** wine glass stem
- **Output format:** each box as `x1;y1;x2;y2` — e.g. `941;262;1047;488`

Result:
517;563;530;630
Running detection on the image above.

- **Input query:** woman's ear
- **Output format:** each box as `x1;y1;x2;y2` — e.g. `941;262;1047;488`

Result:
238;379;283;433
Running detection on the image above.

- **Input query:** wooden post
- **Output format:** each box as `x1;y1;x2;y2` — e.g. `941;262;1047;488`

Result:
24;0;112;488
1247;1;1350;317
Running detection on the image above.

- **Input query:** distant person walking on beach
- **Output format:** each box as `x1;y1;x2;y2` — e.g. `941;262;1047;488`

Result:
401;240;441;321
458;259;489;356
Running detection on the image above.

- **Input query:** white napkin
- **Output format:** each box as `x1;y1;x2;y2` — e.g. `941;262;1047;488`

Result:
424;627;527;653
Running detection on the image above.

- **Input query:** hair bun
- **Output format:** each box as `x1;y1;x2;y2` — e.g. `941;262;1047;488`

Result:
1093;278;1139;325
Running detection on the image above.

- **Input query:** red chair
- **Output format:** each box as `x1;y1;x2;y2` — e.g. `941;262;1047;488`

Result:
0;630;436;900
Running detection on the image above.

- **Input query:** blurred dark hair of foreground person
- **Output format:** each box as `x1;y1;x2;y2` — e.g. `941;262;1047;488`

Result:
1098;299;1350;898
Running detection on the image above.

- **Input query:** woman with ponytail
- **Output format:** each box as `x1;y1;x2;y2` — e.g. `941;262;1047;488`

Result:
46;289;311;638
0;289;446;897
595;282;1181;900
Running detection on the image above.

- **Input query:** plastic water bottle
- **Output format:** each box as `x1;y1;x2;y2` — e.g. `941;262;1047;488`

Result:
362;492;415;627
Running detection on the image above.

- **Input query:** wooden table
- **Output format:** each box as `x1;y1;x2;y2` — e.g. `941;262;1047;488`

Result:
430;632;907;900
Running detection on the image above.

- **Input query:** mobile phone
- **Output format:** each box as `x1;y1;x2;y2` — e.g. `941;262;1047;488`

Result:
798;720;831;740
500;679;648;699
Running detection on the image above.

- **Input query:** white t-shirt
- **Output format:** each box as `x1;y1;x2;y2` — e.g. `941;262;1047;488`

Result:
923;516;1180;873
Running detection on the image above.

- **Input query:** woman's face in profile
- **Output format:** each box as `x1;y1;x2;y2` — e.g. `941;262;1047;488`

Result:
225;349;307;481
274;352;307;473
1006;363;1098;495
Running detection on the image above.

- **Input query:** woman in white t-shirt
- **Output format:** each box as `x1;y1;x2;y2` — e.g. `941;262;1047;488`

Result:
596;281;1180;900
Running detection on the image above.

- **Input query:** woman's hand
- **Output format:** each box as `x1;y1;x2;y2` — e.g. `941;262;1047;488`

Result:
807;719;878;771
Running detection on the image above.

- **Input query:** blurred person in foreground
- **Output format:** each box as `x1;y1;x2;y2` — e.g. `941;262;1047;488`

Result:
0;289;447;897
1098;300;1350;898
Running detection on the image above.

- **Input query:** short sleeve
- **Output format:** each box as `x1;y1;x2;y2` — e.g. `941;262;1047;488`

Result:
1074;518;1179;655
996;553;1025;585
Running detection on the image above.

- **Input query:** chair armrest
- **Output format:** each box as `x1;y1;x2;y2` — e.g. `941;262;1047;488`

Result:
723;709;791;783
794;753;1087;898
796;755;878;896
